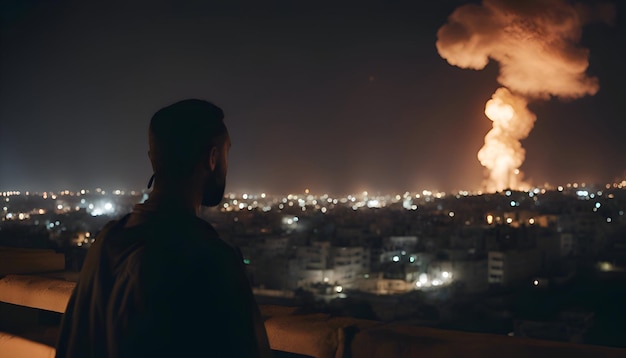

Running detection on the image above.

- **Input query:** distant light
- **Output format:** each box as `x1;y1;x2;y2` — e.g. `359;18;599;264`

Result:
595;202;601;208
506;217;513;224
57;205;63;210
243;259;251;265
242;193;248;199
335;286;343;293
505;190;511;196
449;211;455;217
321;207;327;213
558;186;564;192
533;280;539;286
510;201;516;207
529;218;535;225
432;279;442;286
104;203;113;211
607;218;612;223
392;255;400;262
486;215;494;225
409;257;415;263
599;261;613;272
419;273;428;284
442;271;450;279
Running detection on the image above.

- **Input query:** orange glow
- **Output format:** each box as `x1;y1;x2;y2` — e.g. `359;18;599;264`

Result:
477;88;536;192
484;98;514;122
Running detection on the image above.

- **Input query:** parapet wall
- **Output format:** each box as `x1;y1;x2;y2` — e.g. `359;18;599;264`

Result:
1;274;626;358
0;248;65;276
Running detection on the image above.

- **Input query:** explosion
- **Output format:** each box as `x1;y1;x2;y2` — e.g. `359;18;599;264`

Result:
478;88;536;192
436;0;611;192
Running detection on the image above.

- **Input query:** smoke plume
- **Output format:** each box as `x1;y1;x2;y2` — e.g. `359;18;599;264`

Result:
436;0;609;192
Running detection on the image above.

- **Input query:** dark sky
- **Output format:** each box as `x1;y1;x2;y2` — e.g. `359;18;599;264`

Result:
1;0;625;196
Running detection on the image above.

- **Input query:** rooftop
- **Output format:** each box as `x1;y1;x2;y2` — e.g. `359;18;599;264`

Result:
2;273;626;358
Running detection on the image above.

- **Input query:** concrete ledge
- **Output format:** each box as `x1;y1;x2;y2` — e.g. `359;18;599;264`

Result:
264;312;339;357
0;247;65;276
0;332;55;358
2;275;626;358
348;322;626;358
0;275;74;313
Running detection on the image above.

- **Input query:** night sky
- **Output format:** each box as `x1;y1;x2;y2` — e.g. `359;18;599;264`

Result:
1;0;625;196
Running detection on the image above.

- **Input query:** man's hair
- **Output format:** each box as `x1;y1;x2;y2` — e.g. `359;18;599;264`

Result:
149;99;227;179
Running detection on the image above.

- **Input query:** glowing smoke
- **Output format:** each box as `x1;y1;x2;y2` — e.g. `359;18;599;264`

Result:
478;88;536;191
436;0;610;192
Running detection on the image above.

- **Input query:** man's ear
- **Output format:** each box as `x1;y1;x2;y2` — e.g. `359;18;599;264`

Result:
208;146;219;172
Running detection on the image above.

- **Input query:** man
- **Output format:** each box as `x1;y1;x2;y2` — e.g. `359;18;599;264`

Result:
56;99;272;357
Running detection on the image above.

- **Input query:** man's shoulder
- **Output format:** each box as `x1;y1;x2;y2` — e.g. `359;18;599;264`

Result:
136;213;236;259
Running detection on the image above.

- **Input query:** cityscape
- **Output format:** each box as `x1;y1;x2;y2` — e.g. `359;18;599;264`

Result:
2;180;626;348
1;0;625;355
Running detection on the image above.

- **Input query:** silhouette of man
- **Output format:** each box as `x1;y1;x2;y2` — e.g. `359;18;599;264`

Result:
56;99;272;357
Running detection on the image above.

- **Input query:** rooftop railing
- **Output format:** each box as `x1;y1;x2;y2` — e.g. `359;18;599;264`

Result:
2;274;626;358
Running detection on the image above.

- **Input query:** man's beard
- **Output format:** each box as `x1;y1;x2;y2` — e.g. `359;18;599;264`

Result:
201;161;226;207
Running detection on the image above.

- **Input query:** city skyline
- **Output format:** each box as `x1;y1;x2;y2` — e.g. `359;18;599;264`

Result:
1;0;625;195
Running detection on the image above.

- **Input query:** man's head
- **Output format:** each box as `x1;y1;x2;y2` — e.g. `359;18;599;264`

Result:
148;99;230;206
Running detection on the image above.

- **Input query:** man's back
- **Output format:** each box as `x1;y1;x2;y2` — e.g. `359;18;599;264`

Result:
56;208;271;357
